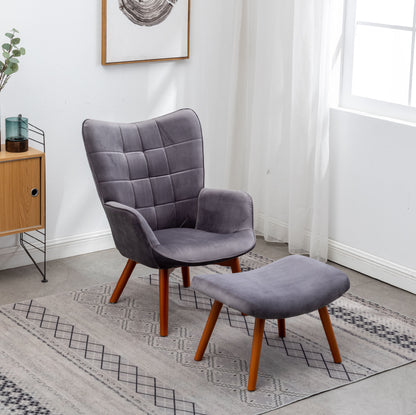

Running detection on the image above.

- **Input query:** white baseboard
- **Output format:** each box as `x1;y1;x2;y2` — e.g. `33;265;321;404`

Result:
256;214;416;293
328;240;416;294
0;230;115;272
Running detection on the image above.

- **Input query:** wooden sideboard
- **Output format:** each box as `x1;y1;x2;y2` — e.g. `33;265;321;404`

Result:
0;145;45;237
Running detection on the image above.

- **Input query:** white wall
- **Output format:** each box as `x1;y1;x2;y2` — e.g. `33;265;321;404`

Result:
0;0;241;267
329;108;416;292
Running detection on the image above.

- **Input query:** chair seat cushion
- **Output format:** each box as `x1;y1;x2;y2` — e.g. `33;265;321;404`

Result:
191;255;350;319
153;228;256;267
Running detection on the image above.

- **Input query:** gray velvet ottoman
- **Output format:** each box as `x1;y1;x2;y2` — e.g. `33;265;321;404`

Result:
192;254;350;391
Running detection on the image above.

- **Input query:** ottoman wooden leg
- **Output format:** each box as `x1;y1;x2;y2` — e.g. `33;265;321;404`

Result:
318;306;341;363
248;318;265;391
195;301;223;361
278;319;286;338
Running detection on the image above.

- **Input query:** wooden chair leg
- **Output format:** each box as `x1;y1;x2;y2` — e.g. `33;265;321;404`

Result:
278;318;286;338
318;306;342;363
217;257;241;273
159;269;170;337
217;257;244;315
194;301;223;361
248;318;265;391
109;259;136;303
229;257;241;273
181;266;190;288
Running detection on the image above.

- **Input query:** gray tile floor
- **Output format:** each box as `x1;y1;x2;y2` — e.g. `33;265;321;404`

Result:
0;237;415;414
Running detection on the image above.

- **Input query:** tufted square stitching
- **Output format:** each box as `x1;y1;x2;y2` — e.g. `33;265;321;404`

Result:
125;152;149;180
83;122;124;154
141;125;161;229
100;181;135;206
165;139;203;174
120;123;143;152
137;120;163;150
144;148;170;177
121;125;142;211
171;169;204;201
154;121;177;229
84;110;205;231
156;113;202;146
131;179;154;208
155;203;176;229
89;152;130;182
150;176;175;205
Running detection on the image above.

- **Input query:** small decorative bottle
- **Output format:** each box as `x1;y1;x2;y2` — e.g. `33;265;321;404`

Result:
5;114;28;152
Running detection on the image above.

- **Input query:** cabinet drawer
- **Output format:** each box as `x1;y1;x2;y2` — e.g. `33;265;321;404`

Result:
0;156;44;236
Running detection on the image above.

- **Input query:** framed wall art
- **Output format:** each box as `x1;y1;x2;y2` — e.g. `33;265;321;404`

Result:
102;0;190;65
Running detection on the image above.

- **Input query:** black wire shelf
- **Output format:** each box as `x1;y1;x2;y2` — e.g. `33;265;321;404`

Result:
19;122;47;282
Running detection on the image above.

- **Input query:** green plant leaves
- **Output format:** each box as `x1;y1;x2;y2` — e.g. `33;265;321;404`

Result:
0;28;25;93
4;63;18;75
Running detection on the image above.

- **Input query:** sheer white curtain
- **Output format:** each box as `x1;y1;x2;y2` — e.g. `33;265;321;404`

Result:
227;0;335;261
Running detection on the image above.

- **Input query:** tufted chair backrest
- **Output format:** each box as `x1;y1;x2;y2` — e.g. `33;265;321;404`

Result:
82;109;204;230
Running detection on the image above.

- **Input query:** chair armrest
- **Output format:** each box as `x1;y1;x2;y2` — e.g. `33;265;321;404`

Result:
196;188;254;234
104;201;160;268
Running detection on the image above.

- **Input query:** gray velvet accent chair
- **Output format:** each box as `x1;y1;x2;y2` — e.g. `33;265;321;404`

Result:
82;109;256;336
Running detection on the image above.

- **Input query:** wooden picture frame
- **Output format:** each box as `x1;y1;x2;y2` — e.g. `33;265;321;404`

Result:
102;0;190;65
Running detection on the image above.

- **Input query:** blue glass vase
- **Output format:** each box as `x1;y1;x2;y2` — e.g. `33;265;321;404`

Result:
5;114;28;152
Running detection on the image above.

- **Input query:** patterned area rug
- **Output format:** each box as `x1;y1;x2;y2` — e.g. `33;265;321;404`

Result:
0;252;415;414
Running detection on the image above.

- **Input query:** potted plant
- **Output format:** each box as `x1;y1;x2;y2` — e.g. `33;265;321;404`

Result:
0;28;25;150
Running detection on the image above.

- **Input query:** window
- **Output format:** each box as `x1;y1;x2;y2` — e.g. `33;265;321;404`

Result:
341;0;416;122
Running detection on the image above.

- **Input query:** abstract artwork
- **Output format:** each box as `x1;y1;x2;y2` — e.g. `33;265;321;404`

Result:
102;0;190;64
119;0;178;26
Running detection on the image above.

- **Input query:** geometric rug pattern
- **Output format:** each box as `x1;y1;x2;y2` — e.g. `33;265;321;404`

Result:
0;372;50;415
12;300;202;415
1;252;415;414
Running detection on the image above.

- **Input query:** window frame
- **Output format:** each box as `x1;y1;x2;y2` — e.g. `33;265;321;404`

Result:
340;0;416;123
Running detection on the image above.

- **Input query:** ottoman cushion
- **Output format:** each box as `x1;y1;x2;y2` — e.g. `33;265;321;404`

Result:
191;255;350;319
